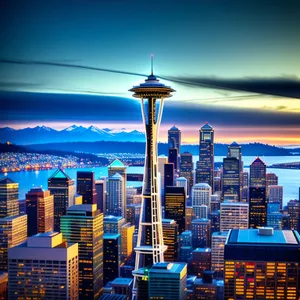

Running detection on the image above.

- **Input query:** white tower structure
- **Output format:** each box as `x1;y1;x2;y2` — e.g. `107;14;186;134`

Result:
130;58;175;298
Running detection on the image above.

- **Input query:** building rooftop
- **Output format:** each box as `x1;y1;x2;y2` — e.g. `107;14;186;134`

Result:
192;218;210;223
104;233;121;240
109;159;126;168
251;156;266;165
230;141;239;146
201;123;213;130
149;262;187;275
212;231;229;238
67;204;97;212
193;248;211;253
0;177;16;184
169;125;179;131
227;228;300;245
110;173;123;180
162;218;176;224
110;277;133;287
49;168;72;180
193;183;211;188
176;177;187;181
104;215;124;222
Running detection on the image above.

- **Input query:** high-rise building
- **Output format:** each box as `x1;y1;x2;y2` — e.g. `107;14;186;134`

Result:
192;183;211;219
250;157;266;187
0;215;27;271
108;159;127;214
106;173;125;217
126;204;140;227
129;64;174;298
222;157;240;202
164;186;186;234
287;200;300;232
0;177;19;218
110;277;133;299
249;187;267;228
158;155;169;194
162;219;179;262
95;179;106;212
267;202;282;229
48;168;75;232
188;248;211;278
211;193;221;213
168;148;179;171
176;177;188;197
121;223;135;262
148;262;187;299
103;233;121;286
220;202;249;232
25;187;54;236
104;215;126;234
60;204;104;299
168;126;181;154
267;185;283;208
196;123;214;191
8;232;79;299
185;206;193;231
211;231;228;279
228;142;243;197
178;230;193;262
266;172;278;187
241;171;249;202
224;228;300;300
0;272;8;299
210;210;220;233
77;171;97;204
191;218;211;248
126;187;137;206
179;152;194;196
164;163;174;191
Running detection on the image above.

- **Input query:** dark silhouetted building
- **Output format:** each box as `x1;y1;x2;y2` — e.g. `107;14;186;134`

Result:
77;171;97;204
164;163;174;191
168;148;178;171
180;152;194;195
168;125;181;154
191;218;211;248
249;187;267;228
222;157;240;202
188;248;211;278
95;179;106;213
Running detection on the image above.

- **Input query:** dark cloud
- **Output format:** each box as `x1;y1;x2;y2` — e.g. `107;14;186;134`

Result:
163;76;300;99
0;91;299;128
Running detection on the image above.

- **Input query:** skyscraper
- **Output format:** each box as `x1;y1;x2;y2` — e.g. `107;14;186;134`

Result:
179;152;194;195
0;177;19;218
188;248;211;277
106;173;125;217
267;185;283;208
95;179;106;212
175;177;188;197
196;123;214;191
48;168;75;232
266;172;278;187
60;204;104;299
77;171;97;204
164;186;186;234
250;157;266;187
104;215;126;234
103;233;121;286
168;148;179;171
241;171;249;202
8;232;79;299
222;157;240;202
121;223;135;262
129;65;174;297
211;231;228;278
168;125;181;154
25;187;54;236
192;183;211;219
0;215;27;271
287;200;300;232
191;218;211;248
220;202;249;232
162;219;179;262
224;228;300;300
249;187;267;228
164;163;174;191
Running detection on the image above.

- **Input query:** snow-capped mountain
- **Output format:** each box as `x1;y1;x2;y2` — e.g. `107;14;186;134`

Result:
0;125;145;145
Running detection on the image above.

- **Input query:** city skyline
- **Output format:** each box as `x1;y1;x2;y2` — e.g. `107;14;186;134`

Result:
1;0;300;145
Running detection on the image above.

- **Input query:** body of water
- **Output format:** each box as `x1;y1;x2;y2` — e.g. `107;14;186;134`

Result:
2;156;300;207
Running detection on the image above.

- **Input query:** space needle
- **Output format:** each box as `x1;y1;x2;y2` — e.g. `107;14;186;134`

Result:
129;57;175;298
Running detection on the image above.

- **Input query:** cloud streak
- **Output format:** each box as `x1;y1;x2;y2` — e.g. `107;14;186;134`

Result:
1;59;300;99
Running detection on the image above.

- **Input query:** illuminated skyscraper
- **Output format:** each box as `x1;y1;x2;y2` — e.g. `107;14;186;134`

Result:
249;187;267;228
121;223;135;262
48;168;75;232
224;228;300;300
188;248;211;278
196;123;214;191
168;125;181;154
60;204;104;299
95;179;106;212
287;200;300;232
191;218;211;248
25;187;54;236
0;215;27;271
192;183;211;220
222;157;240;202
267;185;283;208
176;177;188;197
162;219;179;262
8;232;79;299
77;171;97;204
211;231;228;278
266;172;278;187
0;177;19;218
241;171;249;202
164;186;186;234
104;215;126;234
106;173;125;217
129;62;174;296
179;152;194;195
220;202;249;232
250;157;266;187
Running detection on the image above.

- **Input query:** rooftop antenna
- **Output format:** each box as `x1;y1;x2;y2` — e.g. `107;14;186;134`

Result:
151;54;154;75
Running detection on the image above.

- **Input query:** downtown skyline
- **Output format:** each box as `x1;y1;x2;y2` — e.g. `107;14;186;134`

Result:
1;0;300;145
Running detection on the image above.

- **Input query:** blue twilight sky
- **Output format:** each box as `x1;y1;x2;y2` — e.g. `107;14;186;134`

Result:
0;0;300;144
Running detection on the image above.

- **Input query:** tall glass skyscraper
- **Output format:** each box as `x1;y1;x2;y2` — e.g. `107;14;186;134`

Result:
179;152;194;195
48;168;75;231
250;157;266;187
168;125;181;154
0;177;19;218
76;171;97;205
60;204;104;299
196;123;214;191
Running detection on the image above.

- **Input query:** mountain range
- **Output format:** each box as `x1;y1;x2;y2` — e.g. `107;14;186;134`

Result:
0;125;145;145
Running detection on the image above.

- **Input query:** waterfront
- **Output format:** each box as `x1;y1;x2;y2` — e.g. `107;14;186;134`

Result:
2;156;299;206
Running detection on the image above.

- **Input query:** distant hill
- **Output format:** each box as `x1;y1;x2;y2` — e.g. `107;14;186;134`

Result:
0;143;109;165
24;141;295;156
0;125;145;145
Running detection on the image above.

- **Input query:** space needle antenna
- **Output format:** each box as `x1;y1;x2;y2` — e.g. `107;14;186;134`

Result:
151;54;154;75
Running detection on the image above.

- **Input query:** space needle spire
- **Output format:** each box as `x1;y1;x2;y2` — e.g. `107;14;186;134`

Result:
129;58;175;299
